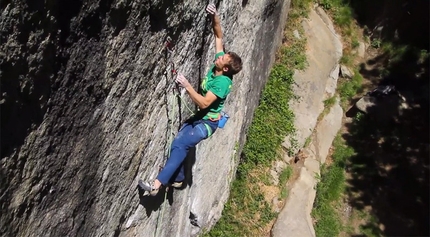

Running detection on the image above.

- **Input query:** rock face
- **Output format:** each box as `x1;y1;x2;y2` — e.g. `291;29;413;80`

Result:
282;6;342;155
272;7;343;237
0;0;291;236
340;64;354;79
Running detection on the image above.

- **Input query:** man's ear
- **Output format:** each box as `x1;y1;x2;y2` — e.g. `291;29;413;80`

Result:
222;66;229;73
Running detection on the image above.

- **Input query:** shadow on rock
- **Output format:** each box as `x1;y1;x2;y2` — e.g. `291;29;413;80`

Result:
136;146;197;216
183;147;196;188
137;185;174;217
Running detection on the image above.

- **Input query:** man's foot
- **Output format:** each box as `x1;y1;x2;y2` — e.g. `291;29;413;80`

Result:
138;180;159;196
171;181;183;188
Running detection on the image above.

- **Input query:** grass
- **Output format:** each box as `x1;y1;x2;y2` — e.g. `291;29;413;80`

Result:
377;42;428;81
339;54;353;66
351;38;360;49
279;166;293;199
371;38;382;48
317;96;337;122
312;134;354;237
204;0;311;236
240;63;296;171
338;70;363;106
304;135;312;148
323;96;336;108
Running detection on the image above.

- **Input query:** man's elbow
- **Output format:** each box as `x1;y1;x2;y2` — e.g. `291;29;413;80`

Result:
199;99;213;109
200;103;210;109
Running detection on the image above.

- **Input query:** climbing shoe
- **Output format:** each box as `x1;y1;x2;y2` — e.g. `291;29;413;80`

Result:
138;180;159;196
171;181;183;188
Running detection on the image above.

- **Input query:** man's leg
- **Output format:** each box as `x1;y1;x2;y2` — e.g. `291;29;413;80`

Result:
170;164;185;183
156;121;208;186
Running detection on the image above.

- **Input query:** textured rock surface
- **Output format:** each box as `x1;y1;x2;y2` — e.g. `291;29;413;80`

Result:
0;0;291;236
308;99;343;164
282;6;342;154
271;166;318;237
340;64;354;79
272;7;343;237
273;100;343;237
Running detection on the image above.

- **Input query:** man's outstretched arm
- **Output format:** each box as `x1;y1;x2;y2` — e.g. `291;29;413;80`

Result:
206;4;223;53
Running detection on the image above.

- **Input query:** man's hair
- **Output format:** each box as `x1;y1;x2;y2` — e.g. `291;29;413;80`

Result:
225;52;243;76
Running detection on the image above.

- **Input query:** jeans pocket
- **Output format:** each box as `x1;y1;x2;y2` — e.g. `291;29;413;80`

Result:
195;123;209;139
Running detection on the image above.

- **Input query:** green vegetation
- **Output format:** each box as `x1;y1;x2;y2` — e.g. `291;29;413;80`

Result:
279;166;293;199
204;0;311;236
304;135;312;148
351;38;360;49
376;43;428;84
339;54;353;66
312;135;354;236
338;70;363;105
318;96;337;122
240;63;296;172
419;49;429;63
323;96;336;109
371;38;382;48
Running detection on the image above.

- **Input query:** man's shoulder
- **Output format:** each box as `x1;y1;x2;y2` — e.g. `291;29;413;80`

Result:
215;51;225;58
215;75;232;85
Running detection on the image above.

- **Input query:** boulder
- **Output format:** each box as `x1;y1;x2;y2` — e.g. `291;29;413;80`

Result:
355;93;406;121
308;99;343;164
340;64;354;79
285;6;342;153
271;166;317;237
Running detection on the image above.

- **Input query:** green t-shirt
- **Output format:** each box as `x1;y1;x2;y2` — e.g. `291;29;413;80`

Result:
200;51;232;120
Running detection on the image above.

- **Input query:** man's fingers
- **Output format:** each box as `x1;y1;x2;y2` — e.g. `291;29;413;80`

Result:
206;4;217;14
176;74;185;85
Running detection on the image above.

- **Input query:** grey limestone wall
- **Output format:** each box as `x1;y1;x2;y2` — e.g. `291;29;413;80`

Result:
0;0;291;236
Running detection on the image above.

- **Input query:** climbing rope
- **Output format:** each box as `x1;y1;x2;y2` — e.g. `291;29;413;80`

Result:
163;37;195;154
154;36;195;237
153;37;175;237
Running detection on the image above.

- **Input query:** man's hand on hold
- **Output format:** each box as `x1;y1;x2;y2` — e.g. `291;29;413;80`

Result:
175;73;192;89
206;3;223;52
206;3;217;16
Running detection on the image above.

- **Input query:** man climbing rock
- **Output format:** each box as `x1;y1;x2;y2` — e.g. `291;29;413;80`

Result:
139;3;243;196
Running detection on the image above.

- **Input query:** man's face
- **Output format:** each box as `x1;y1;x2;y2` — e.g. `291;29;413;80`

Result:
215;54;231;73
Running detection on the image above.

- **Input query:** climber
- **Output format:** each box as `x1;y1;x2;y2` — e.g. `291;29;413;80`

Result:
139;3;243;196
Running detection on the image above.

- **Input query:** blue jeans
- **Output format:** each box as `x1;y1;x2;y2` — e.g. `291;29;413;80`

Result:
157;118;218;185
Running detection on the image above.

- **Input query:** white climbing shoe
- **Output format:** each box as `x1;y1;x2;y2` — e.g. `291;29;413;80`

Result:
138;180;159;196
171;181;183;188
